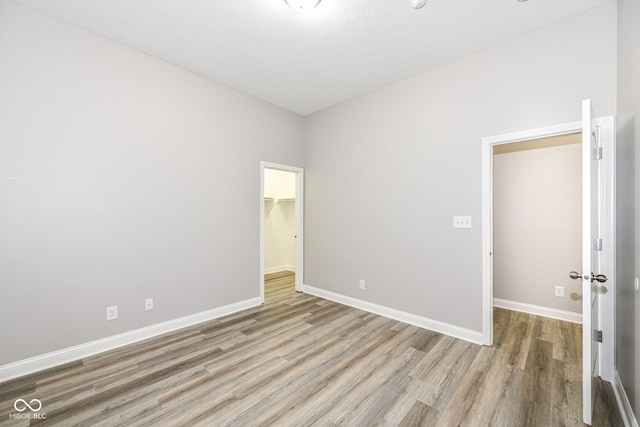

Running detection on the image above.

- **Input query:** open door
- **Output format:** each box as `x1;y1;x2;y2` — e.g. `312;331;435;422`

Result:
580;99;607;425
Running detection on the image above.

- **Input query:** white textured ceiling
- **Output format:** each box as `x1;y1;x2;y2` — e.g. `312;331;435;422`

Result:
17;0;612;116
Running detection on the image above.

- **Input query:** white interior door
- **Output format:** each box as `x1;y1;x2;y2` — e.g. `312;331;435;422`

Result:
581;99;605;425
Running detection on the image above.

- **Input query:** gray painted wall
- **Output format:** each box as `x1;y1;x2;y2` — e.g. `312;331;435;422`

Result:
304;3;617;331
0;0;304;365
616;0;640;418
493;143;582;313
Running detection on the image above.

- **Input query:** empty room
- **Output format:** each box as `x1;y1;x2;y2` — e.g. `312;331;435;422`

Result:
1;0;639;426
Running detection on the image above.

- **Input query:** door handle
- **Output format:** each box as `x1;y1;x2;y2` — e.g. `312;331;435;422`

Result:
569;271;608;283
569;271;583;280
591;274;607;283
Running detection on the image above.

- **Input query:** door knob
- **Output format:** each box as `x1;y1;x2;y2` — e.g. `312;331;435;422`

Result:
570;271;607;282
569;271;582;280
591;273;608;283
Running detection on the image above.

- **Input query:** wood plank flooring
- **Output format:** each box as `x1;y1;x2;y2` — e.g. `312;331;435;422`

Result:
0;272;624;426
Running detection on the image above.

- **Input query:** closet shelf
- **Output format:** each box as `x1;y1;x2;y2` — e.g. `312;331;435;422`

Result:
264;197;295;204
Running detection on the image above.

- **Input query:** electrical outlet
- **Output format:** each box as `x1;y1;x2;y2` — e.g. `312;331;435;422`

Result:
359;279;365;290
145;298;154;311
106;305;118;321
555;286;564;297
453;216;472;228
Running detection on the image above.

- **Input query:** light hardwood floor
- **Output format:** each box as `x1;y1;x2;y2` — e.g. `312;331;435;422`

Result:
0;272;623;426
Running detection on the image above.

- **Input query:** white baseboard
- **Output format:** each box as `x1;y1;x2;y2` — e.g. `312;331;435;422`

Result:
302;285;484;345
614;370;639;427
264;264;296;274
493;298;582;324
0;297;262;383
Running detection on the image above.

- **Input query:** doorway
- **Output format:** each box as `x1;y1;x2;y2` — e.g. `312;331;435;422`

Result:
481;118;615;383
492;133;583;322
259;162;304;303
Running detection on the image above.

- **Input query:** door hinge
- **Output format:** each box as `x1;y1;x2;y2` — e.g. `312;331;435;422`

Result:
594;330;603;343
594;146;603;160
594;238;603;251
593;127;602;160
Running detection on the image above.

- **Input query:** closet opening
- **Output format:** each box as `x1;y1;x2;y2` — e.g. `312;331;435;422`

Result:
492;133;583;322
259;162;304;304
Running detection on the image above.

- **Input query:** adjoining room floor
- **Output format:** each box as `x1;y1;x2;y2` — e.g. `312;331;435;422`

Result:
0;271;623;426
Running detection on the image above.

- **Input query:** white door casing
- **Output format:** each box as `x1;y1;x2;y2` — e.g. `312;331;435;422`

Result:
595;115;616;385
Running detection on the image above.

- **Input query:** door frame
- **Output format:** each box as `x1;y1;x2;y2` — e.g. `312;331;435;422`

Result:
260;161;304;303
481;118;615;382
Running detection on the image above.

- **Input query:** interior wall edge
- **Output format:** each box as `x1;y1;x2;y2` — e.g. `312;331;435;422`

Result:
613;370;640;427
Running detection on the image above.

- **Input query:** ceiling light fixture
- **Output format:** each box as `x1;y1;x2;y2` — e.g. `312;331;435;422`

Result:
412;0;427;9
285;0;321;13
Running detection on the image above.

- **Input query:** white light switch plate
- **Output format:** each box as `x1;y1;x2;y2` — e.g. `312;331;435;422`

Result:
453;216;472;228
